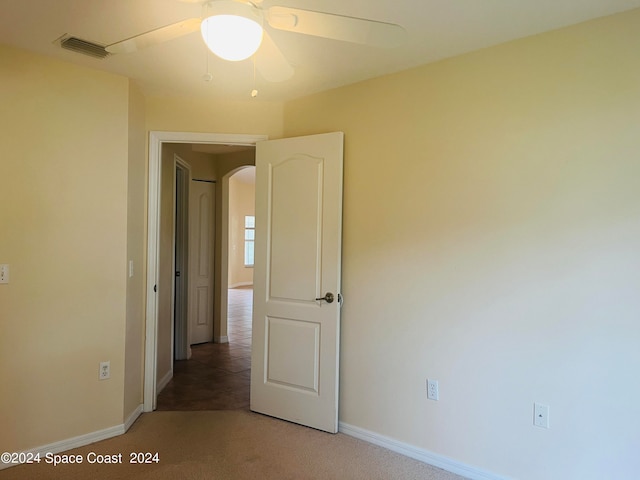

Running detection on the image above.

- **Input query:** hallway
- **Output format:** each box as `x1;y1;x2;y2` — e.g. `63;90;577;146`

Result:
156;287;253;411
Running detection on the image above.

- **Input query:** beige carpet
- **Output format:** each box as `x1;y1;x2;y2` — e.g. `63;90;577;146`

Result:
2;410;466;479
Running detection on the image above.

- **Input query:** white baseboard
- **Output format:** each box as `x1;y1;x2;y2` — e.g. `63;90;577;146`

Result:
338;422;510;480
1;406;145;472
0;424;125;471
157;369;173;393
124;404;143;431
214;336;229;344
229;282;253;288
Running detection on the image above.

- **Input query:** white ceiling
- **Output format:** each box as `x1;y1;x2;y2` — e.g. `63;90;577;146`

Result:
2;0;639;102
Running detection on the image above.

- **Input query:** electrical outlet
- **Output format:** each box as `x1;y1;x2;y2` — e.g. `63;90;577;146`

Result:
0;264;9;284
99;361;111;380
427;379;439;401
534;403;550;428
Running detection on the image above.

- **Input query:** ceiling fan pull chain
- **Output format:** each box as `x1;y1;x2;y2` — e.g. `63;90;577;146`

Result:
203;42;213;83
251;54;258;98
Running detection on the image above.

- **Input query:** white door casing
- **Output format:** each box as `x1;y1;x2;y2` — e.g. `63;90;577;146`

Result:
250;132;344;433
173;158;191;361
189;180;215;345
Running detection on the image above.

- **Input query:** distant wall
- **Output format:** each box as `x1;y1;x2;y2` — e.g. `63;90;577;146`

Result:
228;172;255;287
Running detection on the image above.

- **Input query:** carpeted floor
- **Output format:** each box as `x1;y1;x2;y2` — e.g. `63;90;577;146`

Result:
1;410;466;480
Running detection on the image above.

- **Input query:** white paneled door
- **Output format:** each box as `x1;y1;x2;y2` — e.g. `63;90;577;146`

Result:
189;180;215;345
250;132;344;433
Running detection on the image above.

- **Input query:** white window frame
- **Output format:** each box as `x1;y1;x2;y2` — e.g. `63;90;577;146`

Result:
244;215;255;267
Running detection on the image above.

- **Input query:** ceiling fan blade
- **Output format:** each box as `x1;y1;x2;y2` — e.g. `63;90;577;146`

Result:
106;18;201;54
266;6;407;48
255;31;294;82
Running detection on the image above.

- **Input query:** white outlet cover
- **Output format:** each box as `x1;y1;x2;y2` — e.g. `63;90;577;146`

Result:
427;379;439;401
99;361;111;380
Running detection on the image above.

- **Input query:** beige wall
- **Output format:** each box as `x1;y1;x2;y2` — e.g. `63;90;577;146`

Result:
228;173;255;287
0;45;130;451
284;9;640;480
123;80;147;419
145;95;283;139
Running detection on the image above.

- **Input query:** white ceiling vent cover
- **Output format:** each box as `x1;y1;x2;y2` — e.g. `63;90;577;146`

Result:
59;35;110;59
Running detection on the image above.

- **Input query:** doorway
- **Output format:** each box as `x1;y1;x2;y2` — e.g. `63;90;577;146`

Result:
148;131;344;432
144;131;267;411
156;158;255;411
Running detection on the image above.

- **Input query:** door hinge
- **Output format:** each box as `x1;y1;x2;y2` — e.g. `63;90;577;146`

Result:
154;284;157;293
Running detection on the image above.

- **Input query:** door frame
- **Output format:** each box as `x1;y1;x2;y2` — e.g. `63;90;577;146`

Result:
144;131;268;412
173;156;191;362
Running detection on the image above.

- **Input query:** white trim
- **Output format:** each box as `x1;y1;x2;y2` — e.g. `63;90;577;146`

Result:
228;281;253;288
157;369;173;394
173;155;192;362
338;422;511;480
214;335;229;344
0;407;144;471
144;131;268;413
124;404;144;432
144;132;161;412
0;425;125;471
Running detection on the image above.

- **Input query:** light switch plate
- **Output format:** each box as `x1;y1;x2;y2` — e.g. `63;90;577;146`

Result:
534;403;550;428
0;264;9;284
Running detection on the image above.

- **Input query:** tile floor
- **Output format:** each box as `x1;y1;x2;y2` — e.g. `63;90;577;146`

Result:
156;287;253;411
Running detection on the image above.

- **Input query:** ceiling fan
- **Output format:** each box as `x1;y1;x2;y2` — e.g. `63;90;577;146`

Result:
106;0;407;83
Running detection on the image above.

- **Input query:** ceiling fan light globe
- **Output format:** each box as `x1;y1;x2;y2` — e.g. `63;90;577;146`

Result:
201;14;263;62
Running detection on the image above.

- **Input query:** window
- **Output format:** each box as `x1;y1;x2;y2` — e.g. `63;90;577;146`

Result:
244;215;255;267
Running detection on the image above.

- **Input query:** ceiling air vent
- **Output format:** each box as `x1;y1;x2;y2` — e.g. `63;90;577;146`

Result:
59;36;110;59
